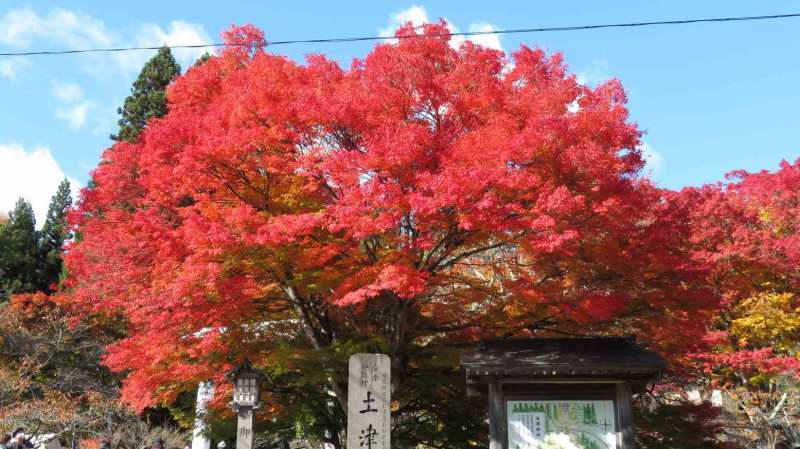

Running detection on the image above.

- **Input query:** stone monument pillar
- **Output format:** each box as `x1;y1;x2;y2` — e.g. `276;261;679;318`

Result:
346;354;390;449
192;381;214;449
236;408;254;449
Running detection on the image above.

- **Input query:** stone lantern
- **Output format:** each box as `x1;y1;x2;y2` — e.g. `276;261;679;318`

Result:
227;361;264;449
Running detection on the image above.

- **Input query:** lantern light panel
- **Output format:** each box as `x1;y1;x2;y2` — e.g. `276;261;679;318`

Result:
234;376;258;406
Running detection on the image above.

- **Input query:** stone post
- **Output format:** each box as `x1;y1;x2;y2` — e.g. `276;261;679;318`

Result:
346;354;390;449
192;381;214;449
236;407;254;449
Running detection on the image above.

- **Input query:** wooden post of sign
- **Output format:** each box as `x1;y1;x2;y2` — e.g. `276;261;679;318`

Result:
616;382;635;449
488;382;504;449
347;354;390;449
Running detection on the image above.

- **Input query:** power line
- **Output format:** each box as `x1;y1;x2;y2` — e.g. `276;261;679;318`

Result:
1;12;799;57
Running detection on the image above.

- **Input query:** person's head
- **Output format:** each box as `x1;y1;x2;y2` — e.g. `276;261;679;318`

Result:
14;434;24;444
1;434;11;445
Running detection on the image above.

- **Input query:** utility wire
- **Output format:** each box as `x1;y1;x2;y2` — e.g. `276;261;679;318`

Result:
1;12;799;57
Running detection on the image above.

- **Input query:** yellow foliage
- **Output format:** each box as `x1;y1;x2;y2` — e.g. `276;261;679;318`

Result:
757;206;791;236
731;291;800;352
757;207;772;225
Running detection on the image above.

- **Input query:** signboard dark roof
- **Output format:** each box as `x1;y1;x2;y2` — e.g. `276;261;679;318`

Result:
461;336;666;382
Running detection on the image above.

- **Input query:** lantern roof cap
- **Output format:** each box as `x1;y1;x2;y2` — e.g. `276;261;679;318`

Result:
226;359;265;380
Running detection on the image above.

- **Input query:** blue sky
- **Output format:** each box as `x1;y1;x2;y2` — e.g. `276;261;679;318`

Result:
1;1;799;223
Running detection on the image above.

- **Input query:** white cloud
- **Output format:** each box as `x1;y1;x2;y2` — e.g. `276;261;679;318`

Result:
51;80;95;130
466;22;502;51
379;5;502;51
143;20;211;62
0;57;31;79
55;102;92;130
114;20;212;73
0;7;113;49
0;143;80;225
0;7;210;133
379;5;429;37
576;60;611;86
51;80;84;102
0;7;210;75
641;142;663;177
447;23;466;48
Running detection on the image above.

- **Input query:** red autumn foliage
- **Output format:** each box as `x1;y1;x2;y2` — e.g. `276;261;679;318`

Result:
11;291;57;319
686;160;800;291
679;159;800;383
62;23;717;411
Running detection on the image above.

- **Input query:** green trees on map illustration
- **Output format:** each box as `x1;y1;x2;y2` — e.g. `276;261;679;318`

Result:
583;403;598;425
513;402;601;424
511;402;611;449
512;402;545;413
579;433;601;449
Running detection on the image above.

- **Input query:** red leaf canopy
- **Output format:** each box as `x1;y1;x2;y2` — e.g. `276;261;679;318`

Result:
62;23;712;410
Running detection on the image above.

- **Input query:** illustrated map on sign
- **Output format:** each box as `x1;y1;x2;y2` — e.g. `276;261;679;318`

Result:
507;400;617;449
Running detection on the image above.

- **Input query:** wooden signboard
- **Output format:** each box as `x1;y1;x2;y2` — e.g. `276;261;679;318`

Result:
461;337;666;449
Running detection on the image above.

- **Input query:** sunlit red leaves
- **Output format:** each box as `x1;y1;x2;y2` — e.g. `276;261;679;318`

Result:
10;291;57;319
692;347;800;383
62;22;711;409
680;159;800;385
336;262;428;306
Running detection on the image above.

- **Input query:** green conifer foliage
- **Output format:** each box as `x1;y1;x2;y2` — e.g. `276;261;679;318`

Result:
38;178;73;291
0;199;38;300
111;46;181;143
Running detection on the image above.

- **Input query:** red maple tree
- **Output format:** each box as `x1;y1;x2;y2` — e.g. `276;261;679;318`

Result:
674;160;800;448
62;22;718;446
679;160;800;380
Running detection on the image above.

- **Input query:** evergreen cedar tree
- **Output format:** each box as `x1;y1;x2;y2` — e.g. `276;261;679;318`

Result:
58;22;799;446
39;179;73;292
0;199;38;299
112;46;181;143
0;180;72;299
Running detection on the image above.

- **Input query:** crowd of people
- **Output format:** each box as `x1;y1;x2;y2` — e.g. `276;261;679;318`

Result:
0;432;196;449
1;429;34;449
